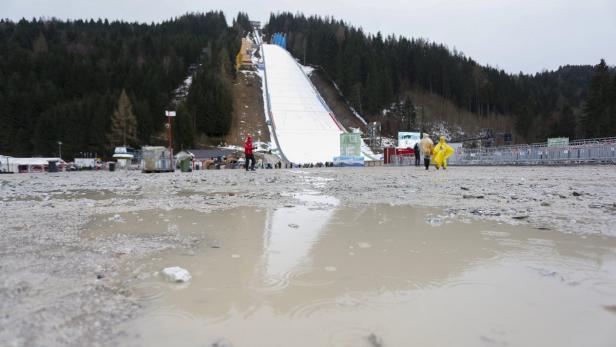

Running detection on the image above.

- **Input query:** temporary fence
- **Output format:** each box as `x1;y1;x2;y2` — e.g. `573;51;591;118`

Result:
386;137;616;166
449;137;616;165
389;155;415;166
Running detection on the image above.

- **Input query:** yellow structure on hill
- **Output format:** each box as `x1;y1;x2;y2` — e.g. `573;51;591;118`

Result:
235;38;254;71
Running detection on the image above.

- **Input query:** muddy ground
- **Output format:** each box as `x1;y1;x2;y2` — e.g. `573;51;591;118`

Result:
224;71;269;147
1;166;615;346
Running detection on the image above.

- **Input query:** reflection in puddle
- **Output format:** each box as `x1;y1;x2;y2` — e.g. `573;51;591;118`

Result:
94;201;616;347
261;191;339;287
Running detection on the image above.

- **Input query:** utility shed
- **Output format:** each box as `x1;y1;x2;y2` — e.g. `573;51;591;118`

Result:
0;156;66;173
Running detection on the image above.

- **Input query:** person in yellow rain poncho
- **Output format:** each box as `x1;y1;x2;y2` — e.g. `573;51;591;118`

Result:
432;136;455;170
419;134;434;170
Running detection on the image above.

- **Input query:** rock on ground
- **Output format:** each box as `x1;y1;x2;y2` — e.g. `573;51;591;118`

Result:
161;267;191;283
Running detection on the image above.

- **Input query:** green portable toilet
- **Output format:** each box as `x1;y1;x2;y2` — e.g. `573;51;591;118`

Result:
48;160;58;173
180;158;192;172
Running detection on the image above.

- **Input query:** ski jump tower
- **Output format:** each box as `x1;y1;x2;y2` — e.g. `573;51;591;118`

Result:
260;32;375;164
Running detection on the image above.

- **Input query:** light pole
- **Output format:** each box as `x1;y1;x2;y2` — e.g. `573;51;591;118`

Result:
165;111;176;171
57;141;62;159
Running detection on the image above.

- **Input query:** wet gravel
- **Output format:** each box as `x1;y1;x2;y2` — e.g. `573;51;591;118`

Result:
1;166;615;346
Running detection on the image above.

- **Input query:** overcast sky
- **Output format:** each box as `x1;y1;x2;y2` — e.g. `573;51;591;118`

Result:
2;0;615;73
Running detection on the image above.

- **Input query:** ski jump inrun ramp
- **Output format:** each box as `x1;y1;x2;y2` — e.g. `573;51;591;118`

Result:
262;44;372;164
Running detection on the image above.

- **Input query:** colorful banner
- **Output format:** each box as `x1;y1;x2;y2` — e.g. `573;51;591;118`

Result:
398;132;420;148
340;133;362;156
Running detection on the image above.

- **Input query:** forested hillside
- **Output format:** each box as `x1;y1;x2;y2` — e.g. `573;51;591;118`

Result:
266;13;616;142
0;12;249;158
1;11;613;158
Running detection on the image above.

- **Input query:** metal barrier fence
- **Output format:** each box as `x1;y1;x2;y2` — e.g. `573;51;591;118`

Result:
389;155;415;166
448;137;616;165
387;137;616;166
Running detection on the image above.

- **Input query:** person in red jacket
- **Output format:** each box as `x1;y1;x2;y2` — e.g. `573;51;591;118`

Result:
244;135;256;171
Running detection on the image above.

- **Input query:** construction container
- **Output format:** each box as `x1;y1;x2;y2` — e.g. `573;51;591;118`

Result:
141;146;173;172
384;147;415;165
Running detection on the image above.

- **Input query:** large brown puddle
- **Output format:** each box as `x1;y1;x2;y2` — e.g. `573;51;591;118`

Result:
89;194;616;347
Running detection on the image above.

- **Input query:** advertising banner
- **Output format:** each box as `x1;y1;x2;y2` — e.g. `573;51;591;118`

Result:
340;133;362;156
333;156;364;167
547;137;569;147
398;132;421;148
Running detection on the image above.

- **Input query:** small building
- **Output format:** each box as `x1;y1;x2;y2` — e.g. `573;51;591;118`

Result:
112;146;136;169
73;152;101;170
250;21;261;29
141;146;173;172
236;38;255;71
0;156;66;173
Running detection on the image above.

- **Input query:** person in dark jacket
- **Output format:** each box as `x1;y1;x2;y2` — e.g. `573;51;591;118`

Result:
244;135;256;171
413;142;420;167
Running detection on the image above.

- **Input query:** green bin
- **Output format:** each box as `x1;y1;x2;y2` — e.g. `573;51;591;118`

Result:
180;159;192;172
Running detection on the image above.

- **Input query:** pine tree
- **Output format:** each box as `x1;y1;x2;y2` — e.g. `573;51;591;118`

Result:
557;105;576;138
403;95;416;130
582;60;612;138
611;74;616;135
107;89;138;148
174;103;195;149
233;12;252;34
32;32;48;54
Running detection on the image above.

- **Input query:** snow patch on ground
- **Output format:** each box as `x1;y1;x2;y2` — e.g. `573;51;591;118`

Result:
381;137;396;148
349;106;368;126
240;70;258;76
222;145;243;152
299;64;315;76
428;121;465;141
330;80;368;126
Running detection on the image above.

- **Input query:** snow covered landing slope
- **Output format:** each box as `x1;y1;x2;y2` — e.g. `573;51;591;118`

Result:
262;44;342;164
